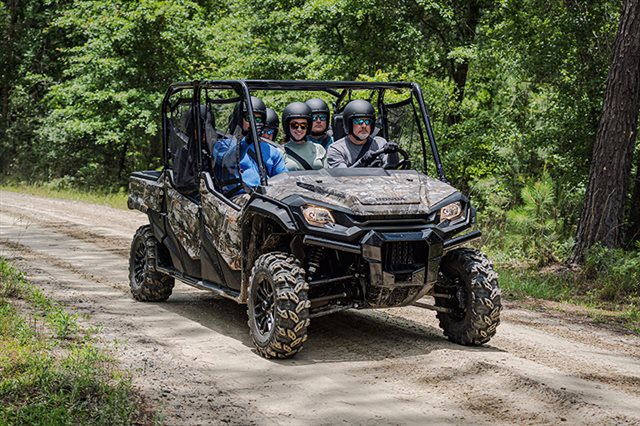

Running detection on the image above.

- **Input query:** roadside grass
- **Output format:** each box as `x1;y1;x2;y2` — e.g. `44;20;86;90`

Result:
0;259;158;425
0;181;128;210
498;265;640;334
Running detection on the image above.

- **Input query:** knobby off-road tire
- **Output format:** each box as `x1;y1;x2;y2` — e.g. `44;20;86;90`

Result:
129;225;174;302
435;248;501;345
247;252;310;359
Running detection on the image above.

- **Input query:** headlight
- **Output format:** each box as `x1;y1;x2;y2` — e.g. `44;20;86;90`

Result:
440;201;464;223
302;205;335;227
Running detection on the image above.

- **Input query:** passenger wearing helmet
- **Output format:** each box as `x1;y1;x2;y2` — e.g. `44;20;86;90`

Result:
213;96;286;202
326;99;397;168
305;98;333;149
260;108;280;143
282;102;326;171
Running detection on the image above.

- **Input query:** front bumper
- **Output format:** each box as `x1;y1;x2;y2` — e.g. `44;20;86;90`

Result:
303;228;445;308
361;229;443;307
362;229;443;287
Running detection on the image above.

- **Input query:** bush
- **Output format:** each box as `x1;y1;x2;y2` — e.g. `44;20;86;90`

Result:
583;243;640;301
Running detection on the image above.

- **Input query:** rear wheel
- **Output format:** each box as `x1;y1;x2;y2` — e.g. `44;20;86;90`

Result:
247;252;310;359
129;225;174;302
435;248;501;345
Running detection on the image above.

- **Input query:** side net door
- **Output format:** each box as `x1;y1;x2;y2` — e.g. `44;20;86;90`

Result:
163;88;202;277
198;85;246;291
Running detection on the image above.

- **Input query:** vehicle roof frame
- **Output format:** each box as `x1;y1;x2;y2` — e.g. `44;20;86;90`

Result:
161;80;448;187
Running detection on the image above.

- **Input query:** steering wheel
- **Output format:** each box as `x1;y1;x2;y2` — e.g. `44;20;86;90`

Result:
384;148;411;170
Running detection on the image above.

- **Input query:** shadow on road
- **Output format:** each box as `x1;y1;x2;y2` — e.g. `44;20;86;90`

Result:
160;285;504;364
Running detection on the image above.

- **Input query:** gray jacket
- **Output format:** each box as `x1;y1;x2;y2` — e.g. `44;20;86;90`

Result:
326;136;389;168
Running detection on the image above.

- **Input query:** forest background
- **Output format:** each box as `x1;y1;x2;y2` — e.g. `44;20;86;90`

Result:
1;0;638;322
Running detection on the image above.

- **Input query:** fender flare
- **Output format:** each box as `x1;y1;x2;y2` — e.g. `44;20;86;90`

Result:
243;197;298;233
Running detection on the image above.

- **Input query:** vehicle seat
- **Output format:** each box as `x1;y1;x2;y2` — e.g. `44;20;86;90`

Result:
332;113;345;141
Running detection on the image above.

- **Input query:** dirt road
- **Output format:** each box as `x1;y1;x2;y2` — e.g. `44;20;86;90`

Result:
1;190;639;425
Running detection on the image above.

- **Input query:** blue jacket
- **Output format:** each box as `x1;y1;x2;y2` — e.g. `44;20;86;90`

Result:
213;137;286;197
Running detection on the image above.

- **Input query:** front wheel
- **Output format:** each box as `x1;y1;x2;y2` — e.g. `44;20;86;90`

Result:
129;225;174;302
247;252;310;359
435;248;501;345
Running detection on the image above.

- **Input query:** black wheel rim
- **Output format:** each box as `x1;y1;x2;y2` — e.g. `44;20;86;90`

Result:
450;276;467;319
253;274;275;337
133;239;147;287
440;273;467;320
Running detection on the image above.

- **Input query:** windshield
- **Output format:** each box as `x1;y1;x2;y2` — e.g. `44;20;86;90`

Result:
170;81;443;198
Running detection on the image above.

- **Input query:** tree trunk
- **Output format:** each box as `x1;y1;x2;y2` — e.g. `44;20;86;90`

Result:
0;0;20;174
570;0;640;263
1;0;19;123
628;149;640;243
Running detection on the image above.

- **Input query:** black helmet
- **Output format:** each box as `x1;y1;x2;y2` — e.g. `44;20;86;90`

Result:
263;107;279;140
305;98;330;136
282;101;312;141
229;95;267;135
342;99;375;136
244;95;267;116
305;98;330;117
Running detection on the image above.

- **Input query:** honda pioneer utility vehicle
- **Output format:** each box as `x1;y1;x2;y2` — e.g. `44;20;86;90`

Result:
128;80;501;359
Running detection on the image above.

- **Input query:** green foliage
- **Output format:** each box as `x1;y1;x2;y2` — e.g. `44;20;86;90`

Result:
477;172;573;266
31;0;221;189
0;0;624;193
583;243;640;301
0;258;156;424
482;0;618;189
506;172;562;265
498;265;640;332
0;260;28;299
0;181;129;209
499;268;574;302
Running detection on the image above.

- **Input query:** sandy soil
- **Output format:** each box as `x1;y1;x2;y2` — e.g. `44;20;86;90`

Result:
1;190;639;425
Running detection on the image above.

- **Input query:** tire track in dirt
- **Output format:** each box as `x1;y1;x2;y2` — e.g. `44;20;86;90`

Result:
503;308;640;357
386;302;640;398
0;202;132;257
1;238;124;290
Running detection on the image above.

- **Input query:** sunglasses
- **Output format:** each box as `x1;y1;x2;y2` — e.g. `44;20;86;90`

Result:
243;114;264;124
312;114;328;122
261;128;275;135
353;118;372;126
290;122;308;130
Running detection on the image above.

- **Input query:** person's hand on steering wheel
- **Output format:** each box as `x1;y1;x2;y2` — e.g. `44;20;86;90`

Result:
383;142;399;153
359;150;377;166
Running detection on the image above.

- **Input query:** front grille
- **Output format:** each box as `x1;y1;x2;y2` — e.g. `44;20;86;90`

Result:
382;241;427;274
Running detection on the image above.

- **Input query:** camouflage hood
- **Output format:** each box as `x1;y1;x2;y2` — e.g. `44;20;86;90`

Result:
264;169;457;215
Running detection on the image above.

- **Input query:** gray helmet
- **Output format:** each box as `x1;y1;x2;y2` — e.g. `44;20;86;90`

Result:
342;99;375;136
282;102;312;141
263;107;279;140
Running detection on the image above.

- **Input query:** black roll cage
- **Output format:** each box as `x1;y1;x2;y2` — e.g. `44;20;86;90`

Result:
161;80;448;188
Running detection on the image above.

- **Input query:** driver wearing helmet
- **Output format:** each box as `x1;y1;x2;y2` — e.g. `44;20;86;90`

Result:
212;95;267;164
213;96;286;202
326;99;397;168
305;98;333;149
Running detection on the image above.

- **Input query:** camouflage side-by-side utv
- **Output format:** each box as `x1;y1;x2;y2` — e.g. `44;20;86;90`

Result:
127;80;501;359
